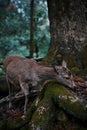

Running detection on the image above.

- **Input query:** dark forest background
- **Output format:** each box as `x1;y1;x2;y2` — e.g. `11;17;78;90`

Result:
0;0;50;59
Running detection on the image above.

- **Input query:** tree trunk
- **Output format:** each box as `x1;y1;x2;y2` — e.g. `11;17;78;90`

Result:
45;0;87;68
29;0;35;58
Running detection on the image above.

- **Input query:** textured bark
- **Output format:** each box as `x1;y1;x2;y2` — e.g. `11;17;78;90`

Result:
44;0;87;67
29;0;35;58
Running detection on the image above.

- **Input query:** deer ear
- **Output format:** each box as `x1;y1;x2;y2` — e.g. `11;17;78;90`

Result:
62;60;67;68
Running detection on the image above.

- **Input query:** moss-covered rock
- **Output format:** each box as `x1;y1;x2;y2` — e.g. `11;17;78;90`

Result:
29;98;55;130
28;81;87;130
44;81;87;120
64;55;76;69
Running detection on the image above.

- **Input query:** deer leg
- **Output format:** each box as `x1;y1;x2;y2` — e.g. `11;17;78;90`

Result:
24;94;28;114
20;82;29;114
6;75;13;108
70;75;76;88
8;84;13;108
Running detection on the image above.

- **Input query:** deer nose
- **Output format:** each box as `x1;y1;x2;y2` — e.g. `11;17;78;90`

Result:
63;75;69;79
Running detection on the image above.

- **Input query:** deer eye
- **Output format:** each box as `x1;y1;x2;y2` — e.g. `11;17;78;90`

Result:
65;77;69;79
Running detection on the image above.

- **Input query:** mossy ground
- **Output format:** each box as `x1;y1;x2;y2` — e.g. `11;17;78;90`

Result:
29;81;87;130
0;80;87;130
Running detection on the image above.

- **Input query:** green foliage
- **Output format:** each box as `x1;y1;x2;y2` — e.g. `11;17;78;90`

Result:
33;0;50;57
0;0;50;61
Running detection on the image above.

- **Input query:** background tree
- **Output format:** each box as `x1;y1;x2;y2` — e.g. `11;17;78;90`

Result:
29;0;35;58
0;0;50;60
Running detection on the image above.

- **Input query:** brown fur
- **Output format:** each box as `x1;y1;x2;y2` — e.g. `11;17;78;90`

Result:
3;55;74;114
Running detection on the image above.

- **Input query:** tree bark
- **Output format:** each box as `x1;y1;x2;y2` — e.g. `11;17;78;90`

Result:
29;0;35;58
45;0;87;67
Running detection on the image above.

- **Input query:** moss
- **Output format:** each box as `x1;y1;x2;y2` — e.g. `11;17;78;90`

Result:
25;97;40;121
29;97;55;130
44;81;87;120
71;67;80;75
64;55;76;69
42;45;58;65
43;81;72;98
28;81;87;130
